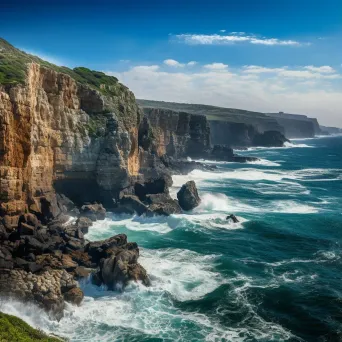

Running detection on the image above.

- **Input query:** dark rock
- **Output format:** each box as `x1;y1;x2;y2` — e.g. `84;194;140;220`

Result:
18;213;39;229
18;222;35;235
66;238;84;251
63;287;84;306
226;214;239;223
211;145;234;160
134;176;171;201
85;234;128;263
25;236;46;254
120;195;148;216
0;259;13;269
252;130;289;147
177;181;201;211
80;203;106;221
26;262;43;273
0;223;8;241
99;249;150;290
67;250;93;268
146;194;182;216
75;216;93;234
14;257;28;268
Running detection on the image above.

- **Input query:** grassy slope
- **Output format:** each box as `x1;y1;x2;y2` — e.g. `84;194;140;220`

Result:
0;312;63;342
0;38;127;96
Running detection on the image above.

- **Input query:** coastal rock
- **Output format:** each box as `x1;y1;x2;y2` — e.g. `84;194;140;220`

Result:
252;130;289;147
98;249;150;290
120;195;148;216
75;216;93;234
80;203;106;221
177;181;201;211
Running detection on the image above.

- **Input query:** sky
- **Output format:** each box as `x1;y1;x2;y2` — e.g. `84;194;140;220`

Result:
1;0;342;126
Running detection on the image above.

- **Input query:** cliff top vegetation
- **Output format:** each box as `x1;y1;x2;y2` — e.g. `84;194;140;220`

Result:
0;38;126;95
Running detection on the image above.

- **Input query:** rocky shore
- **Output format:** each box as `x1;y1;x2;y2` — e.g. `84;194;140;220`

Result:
0;38;290;320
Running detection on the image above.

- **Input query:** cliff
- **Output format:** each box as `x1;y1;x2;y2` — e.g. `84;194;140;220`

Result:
137;99;287;148
0;39;177;227
320;125;342;135
141;107;211;158
266;112;322;138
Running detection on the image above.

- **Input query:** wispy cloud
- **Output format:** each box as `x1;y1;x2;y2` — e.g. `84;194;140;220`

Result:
204;63;228;70
164;59;197;67
174;33;308;46
304;65;335;73
243;65;340;79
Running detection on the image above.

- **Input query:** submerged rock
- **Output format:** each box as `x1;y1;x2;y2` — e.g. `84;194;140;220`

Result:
226;214;239;223
177;181;201;211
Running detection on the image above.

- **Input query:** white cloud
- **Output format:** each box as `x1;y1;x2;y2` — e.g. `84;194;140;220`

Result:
304;65;335;73
174;33;307;46
187;61;197;66
243;65;340;79
219;29;226;33
111;63;342;126
133;65;160;71
203;63;228;70
164;59;184;67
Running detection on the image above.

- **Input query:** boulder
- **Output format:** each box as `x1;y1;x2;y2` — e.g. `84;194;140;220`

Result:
99;249;150;290
145;193;182;216
75;217;93;235
85;234;128;263
63;287;84;306
80;203;106;221
177;181;201;211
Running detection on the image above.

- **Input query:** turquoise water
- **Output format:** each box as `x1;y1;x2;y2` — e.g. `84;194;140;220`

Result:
3;135;342;341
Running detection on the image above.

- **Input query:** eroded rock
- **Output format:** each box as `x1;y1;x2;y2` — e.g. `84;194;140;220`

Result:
177;181;201;211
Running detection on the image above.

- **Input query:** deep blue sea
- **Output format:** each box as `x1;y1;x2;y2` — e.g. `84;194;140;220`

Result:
3;135;342;341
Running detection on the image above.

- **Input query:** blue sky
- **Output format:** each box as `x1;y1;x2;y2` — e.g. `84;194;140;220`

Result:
1;0;342;125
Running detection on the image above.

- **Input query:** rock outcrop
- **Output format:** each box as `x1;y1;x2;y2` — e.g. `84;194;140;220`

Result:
177;181;201;211
0;209;148;318
252;130;289;147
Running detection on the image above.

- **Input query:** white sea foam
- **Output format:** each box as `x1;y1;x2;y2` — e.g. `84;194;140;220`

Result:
193;158;281;167
245;142;313;151
1;248;239;342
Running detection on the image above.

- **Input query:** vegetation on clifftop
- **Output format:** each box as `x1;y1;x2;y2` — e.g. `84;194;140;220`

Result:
0;312;63;342
0;38;127;96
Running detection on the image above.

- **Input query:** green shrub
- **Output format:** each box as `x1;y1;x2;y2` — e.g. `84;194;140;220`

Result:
0;312;64;341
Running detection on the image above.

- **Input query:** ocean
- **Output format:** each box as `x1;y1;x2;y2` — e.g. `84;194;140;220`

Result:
2;135;342;341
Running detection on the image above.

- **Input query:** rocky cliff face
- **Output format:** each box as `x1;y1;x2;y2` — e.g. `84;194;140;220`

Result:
141;107;211;158
0;63;155;227
266;112;321;138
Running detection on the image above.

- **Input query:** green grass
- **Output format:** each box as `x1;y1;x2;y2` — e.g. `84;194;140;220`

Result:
0;38;126;96
0;312;64;342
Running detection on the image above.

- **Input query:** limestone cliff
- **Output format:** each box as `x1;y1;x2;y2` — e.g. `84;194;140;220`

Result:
266;112;322;138
141;107;211;158
0;62;147;227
